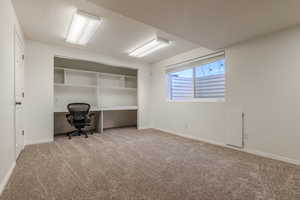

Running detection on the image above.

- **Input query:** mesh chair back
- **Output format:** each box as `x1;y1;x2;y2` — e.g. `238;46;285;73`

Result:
67;103;91;121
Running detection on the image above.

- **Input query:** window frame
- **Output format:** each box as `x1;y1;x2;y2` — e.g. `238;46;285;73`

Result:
166;54;225;103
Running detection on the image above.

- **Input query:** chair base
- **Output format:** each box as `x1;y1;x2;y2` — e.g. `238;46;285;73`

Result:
67;129;93;139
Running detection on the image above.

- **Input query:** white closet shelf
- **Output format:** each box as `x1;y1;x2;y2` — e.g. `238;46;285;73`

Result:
101;106;138;111
99;72;136;79
100;87;137;91
125;76;137;79
55;67;98;75
54;83;97;88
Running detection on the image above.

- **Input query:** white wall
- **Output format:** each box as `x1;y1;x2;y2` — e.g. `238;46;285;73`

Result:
25;40;151;145
150;26;300;164
0;0;24;193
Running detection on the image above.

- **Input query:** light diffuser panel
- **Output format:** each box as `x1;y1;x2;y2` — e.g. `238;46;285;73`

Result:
129;38;171;57
66;11;102;45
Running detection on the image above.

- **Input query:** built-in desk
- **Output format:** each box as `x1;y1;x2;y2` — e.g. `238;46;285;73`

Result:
100;106;138;111
54;66;138;135
54;106;138;133
54;106;102;113
99;106;138;133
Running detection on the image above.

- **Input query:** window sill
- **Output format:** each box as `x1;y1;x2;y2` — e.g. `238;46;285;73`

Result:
167;98;225;103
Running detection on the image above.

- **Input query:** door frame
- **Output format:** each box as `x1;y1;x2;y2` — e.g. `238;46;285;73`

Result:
14;28;25;160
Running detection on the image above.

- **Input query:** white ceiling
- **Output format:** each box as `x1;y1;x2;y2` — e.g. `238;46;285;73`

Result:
12;0;199;64
88;0;300;50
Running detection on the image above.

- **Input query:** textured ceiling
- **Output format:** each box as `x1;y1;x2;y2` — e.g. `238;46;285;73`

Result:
88;0;300;49
12;0;200;64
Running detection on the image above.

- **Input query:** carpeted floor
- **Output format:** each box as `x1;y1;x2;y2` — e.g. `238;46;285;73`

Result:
1;128;300;200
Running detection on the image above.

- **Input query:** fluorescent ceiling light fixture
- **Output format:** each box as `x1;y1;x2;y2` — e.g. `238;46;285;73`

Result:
66;11;102;45
129;37;171;57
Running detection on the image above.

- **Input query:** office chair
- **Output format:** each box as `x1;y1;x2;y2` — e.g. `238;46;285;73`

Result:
66;103;95;139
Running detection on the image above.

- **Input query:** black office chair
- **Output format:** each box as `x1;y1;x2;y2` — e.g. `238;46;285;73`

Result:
66;103;94;139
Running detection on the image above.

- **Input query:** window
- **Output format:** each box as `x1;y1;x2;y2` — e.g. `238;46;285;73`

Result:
167;54;225;101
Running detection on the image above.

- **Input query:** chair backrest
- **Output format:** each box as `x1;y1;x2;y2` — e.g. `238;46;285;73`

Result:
67;103;91;121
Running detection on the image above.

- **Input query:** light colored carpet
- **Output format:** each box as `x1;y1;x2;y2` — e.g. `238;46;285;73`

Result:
1;128;300;200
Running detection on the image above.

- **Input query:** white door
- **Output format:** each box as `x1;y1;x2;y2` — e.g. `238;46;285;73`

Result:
14;32;25;159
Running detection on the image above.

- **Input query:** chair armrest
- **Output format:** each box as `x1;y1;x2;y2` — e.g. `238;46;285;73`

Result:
66;114;74;125
85;113;95;124
89;113;95;117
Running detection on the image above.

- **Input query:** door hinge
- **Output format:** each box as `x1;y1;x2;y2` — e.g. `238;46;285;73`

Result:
22;54;25;60
22;130;24;136
22;92;25;98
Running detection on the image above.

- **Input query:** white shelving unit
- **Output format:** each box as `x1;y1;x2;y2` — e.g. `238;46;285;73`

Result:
54;67;138;112
54;83;97;88
98;72;137;108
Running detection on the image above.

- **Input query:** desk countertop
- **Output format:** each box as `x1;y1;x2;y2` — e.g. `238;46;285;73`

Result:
54;106;138;113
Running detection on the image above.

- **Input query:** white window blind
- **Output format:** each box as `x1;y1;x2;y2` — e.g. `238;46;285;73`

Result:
168;68;194;100
167;53;225;101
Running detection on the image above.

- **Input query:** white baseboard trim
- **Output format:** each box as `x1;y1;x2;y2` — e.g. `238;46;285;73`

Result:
25;138;53;146
0;161;16;196
138;126;151;130
245;148;300;166
155;128;300;166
